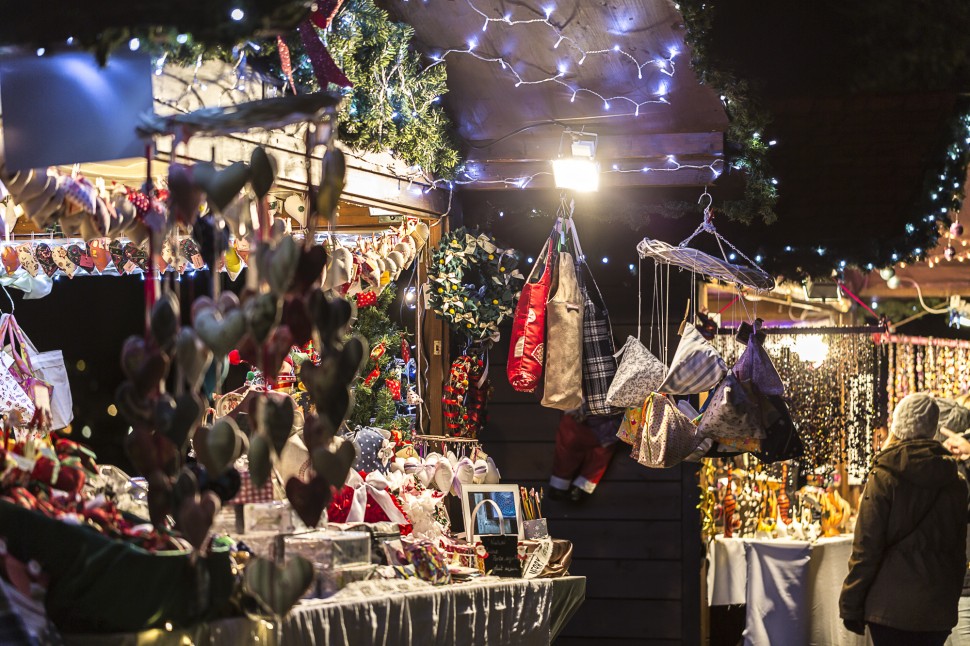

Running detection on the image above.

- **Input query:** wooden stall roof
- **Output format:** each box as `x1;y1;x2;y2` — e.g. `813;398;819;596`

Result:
384;0;727;189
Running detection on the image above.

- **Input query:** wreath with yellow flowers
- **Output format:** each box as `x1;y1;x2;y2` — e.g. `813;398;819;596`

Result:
427;228;525;342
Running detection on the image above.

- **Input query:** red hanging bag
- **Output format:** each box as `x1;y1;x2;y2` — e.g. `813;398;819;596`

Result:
507;237;556;392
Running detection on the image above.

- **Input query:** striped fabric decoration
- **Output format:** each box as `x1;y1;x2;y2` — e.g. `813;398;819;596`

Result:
658;322;727;395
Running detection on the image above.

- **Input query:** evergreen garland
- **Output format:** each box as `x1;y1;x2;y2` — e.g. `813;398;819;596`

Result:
677;0;778;226
258;0;461;178
347;284;412;432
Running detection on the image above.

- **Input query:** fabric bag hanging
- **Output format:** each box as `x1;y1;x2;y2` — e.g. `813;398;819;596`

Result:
541;247;584;410
507;235;556;393
657;322;727;395
696;372;766;440
633;392;701;469
606;336;668;408
0;314;55;430
570;222;621;416
733;320;785;397
753;395;804;463
0;314;72;430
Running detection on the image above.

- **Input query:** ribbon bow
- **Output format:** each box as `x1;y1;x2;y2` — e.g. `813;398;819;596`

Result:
346;470;408;524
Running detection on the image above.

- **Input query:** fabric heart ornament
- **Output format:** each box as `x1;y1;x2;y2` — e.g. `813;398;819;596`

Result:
176;327;213;392
34;243;57;277
285;475;332;528
244;556;314;618
308;289;353;346
107;239;125;269
51;246;77;278
16;244;38;277
177;491;221;550
301;412;336;454
245;292;279;343
61;176;98;215
1;246;20;275
258;391;297;455
122;241;148;274
224;245;244;281
114;381;154;428
280;296;313;347
311;437;356;489
290;244;327;296
193;161;252;213
356;290;377;308
250;148;277;199
151;292;181;349
157;392;204;450
262;325;294;381
433;459;454;493
88;239;112;272
248;433;274;488
121;335;170;398
168;163;203;226
125;428;181;477
323;245;353;293
193;307;248;357
203;417;245;474
146;470;174;527
284;194;307;227
485;456;501;484
257;236;299;296
180;238;206;271
66;243;95;272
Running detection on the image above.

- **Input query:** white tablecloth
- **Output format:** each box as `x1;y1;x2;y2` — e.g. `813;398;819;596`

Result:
63;576;586;646
708;536;866;646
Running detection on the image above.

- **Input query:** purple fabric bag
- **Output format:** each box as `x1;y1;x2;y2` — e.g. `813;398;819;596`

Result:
732;321;784;397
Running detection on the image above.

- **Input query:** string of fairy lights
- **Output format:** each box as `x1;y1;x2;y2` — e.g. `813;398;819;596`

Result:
397;0;691;189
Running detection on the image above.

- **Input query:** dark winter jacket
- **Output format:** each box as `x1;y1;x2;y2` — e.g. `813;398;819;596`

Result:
840;439;968;631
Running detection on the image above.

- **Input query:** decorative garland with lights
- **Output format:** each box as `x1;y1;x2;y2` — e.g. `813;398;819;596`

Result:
255;0;461;178
752;108;970;277
677;0;778;226
427;227;524;342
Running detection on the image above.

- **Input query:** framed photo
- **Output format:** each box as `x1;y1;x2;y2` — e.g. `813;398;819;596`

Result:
461;484;524;542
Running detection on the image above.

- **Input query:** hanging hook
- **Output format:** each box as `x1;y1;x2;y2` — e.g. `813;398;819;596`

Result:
697;187;713;217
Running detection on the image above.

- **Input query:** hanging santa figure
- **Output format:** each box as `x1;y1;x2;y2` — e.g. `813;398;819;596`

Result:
547;409;622;503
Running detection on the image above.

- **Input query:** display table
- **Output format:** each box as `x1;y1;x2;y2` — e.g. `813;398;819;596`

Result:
708;536;865;646
62;576;586;646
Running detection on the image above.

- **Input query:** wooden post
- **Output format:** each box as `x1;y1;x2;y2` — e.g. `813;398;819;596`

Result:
418;219;448;435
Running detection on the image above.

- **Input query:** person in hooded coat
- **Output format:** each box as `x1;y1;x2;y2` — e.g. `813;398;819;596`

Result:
840;393;969;645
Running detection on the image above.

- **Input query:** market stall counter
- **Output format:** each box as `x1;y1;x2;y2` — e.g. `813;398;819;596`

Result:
60;575;586;646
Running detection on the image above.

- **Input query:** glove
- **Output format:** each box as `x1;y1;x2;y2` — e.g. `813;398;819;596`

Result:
842;618;865;635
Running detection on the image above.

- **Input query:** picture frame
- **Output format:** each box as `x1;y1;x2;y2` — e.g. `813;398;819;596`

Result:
461;484;524;542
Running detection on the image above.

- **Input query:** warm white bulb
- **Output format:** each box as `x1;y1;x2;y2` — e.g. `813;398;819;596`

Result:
230;8;245;21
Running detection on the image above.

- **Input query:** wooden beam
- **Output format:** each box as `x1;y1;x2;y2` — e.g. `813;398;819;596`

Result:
418;221;448;435
468;131;724;162
460;157;722;189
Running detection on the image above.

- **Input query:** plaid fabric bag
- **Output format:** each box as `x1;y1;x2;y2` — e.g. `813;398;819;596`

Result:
658;322;727;395
577;262;621;416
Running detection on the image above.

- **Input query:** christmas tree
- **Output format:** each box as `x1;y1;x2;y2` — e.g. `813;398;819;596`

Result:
348;285;412;432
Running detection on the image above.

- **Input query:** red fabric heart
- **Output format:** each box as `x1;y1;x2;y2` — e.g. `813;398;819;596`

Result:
285;475;333;528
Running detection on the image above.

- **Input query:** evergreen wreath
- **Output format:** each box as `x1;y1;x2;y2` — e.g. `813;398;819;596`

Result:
427;227;524;342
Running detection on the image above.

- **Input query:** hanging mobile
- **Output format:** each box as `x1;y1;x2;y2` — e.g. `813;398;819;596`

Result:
637;188;775;291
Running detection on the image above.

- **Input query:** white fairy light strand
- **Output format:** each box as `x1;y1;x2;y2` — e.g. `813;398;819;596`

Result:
426;44;673;115
460;0;678;80
426;157;725;190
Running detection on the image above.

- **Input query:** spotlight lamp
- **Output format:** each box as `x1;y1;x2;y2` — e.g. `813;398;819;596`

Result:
552;130;600;192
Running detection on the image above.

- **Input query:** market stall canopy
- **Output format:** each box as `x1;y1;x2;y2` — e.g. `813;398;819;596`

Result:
385;0;727;189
